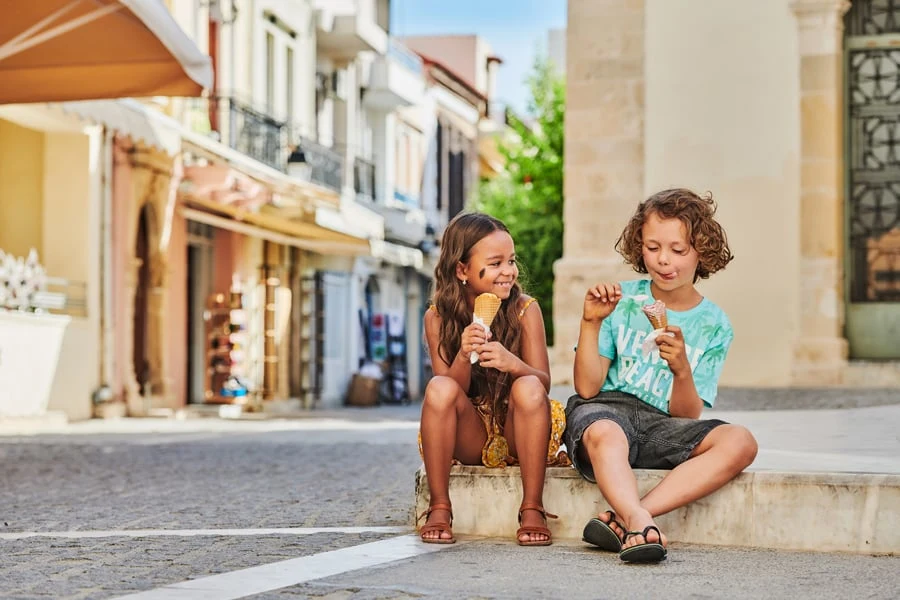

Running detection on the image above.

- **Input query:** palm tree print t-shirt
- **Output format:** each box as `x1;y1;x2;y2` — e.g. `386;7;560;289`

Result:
597;279;733;413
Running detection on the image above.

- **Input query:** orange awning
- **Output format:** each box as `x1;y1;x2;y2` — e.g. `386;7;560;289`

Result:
0;0;212;104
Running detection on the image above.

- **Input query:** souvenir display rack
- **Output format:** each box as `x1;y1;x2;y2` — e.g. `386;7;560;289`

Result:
203;290;249;404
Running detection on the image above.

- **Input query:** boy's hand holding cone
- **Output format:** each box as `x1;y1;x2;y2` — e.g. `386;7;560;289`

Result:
639;299;675;358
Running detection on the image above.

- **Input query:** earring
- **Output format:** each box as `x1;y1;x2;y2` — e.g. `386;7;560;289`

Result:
462;279;468;286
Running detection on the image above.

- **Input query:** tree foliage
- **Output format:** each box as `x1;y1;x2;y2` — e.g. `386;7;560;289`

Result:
474;56;564;344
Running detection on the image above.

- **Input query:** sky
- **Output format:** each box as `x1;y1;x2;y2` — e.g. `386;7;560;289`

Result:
390;0;567;115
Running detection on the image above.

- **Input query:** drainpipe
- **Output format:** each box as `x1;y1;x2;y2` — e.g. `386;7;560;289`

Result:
208;2;219;132
93;126;115;405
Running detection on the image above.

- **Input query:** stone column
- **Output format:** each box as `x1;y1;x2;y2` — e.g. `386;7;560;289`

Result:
551;0;646;385
790;0;851;384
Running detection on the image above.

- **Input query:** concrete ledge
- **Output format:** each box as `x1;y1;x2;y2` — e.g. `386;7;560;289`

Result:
0;411;68;435
414;466;900;555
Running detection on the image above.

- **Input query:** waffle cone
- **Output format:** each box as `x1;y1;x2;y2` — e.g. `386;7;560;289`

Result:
642;300;668;330
474;293;502;326
646;314;668;330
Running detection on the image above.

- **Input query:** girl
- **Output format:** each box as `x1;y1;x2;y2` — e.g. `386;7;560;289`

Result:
566;189;758;563
418;212;565;546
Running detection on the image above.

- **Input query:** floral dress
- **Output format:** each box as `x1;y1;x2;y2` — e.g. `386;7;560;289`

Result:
418;298;570;468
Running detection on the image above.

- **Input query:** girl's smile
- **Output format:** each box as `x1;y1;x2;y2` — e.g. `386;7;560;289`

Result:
457;230;518;301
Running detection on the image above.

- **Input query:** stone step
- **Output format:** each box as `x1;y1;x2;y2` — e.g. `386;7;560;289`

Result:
413;466;900;554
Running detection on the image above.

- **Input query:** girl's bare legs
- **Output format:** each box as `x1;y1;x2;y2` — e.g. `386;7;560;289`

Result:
419;375;488;541
583;422;758;550
504;375;551;543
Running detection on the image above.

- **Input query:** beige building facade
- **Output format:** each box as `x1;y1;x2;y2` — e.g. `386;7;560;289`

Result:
555;0;900;387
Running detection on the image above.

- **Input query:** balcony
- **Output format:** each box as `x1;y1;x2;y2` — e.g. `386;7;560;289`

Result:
353;157;376;203
192;95;287;171
287;136;345;194
315;0;387;58
186;96;345;195
364;40;425;110
380;192;426;246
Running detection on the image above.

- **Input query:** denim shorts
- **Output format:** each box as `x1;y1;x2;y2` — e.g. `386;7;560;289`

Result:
563;391;727;483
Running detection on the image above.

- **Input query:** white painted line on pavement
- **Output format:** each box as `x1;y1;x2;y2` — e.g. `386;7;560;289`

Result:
110;534;455;600
0;526;410;541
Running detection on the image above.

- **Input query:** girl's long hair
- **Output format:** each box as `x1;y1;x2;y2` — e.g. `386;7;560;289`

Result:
431;212;524;428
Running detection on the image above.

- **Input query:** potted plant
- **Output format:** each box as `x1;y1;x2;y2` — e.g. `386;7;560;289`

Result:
0;248;71;418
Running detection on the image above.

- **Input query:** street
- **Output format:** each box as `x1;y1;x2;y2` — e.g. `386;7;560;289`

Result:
1;406;899;600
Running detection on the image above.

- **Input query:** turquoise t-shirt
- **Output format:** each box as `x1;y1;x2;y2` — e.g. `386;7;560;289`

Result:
596;279;733;413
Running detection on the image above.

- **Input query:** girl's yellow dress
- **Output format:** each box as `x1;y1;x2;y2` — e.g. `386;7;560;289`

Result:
418;298;569;468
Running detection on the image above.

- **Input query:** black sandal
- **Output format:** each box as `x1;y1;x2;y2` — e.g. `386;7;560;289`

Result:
582;510;624;552
619;525;667;563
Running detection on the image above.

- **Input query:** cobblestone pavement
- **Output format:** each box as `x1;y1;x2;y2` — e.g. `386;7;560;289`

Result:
2;411;899;599
0;430;420;532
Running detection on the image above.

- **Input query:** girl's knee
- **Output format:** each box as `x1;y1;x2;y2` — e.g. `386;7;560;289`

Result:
581;419;626;450
509;376;547;412
423;376;462;412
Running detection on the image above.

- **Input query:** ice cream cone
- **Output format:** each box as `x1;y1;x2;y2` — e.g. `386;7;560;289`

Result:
474;292;502;327
642;300;668;330
471;293;502;364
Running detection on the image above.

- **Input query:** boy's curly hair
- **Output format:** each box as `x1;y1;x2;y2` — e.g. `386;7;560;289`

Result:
615;188;734;282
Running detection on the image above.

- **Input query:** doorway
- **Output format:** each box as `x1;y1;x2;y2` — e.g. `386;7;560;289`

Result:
133;205;151;394
186;221;214;403
844;3;900;357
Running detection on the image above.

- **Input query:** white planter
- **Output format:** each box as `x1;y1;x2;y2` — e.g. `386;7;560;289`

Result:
0;310;71;417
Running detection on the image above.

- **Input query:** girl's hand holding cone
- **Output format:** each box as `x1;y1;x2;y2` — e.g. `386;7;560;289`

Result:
460;321;491;362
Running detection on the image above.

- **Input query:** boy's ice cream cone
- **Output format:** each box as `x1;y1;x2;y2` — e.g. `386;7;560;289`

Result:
641;300;668;330
471;293;502;364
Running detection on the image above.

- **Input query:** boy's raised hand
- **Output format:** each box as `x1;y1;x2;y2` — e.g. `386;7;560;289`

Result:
583;282;622;323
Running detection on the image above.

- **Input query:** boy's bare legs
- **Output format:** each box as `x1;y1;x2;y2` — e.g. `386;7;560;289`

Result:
584;422;758;549
504;375;552;543
419;376;488;542
639;424;757;519
581;420;666;549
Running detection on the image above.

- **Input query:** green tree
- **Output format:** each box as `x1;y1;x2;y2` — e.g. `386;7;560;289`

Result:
474;56;564;344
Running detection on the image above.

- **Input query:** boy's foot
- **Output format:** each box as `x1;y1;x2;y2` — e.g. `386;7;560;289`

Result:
620;510;667;563
582;510;625;551
597;510;626;541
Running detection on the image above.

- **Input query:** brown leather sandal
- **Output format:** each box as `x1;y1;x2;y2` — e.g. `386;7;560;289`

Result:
516;502;558;546
417;502;456;544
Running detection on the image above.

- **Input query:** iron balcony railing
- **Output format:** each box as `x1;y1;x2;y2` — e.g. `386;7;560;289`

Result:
188;95;346;194
206;96;286;171
353;157;376;202
287;135;345;193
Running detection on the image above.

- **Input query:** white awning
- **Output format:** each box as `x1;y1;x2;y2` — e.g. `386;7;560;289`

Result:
181;207;370;257
60;99;182;155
